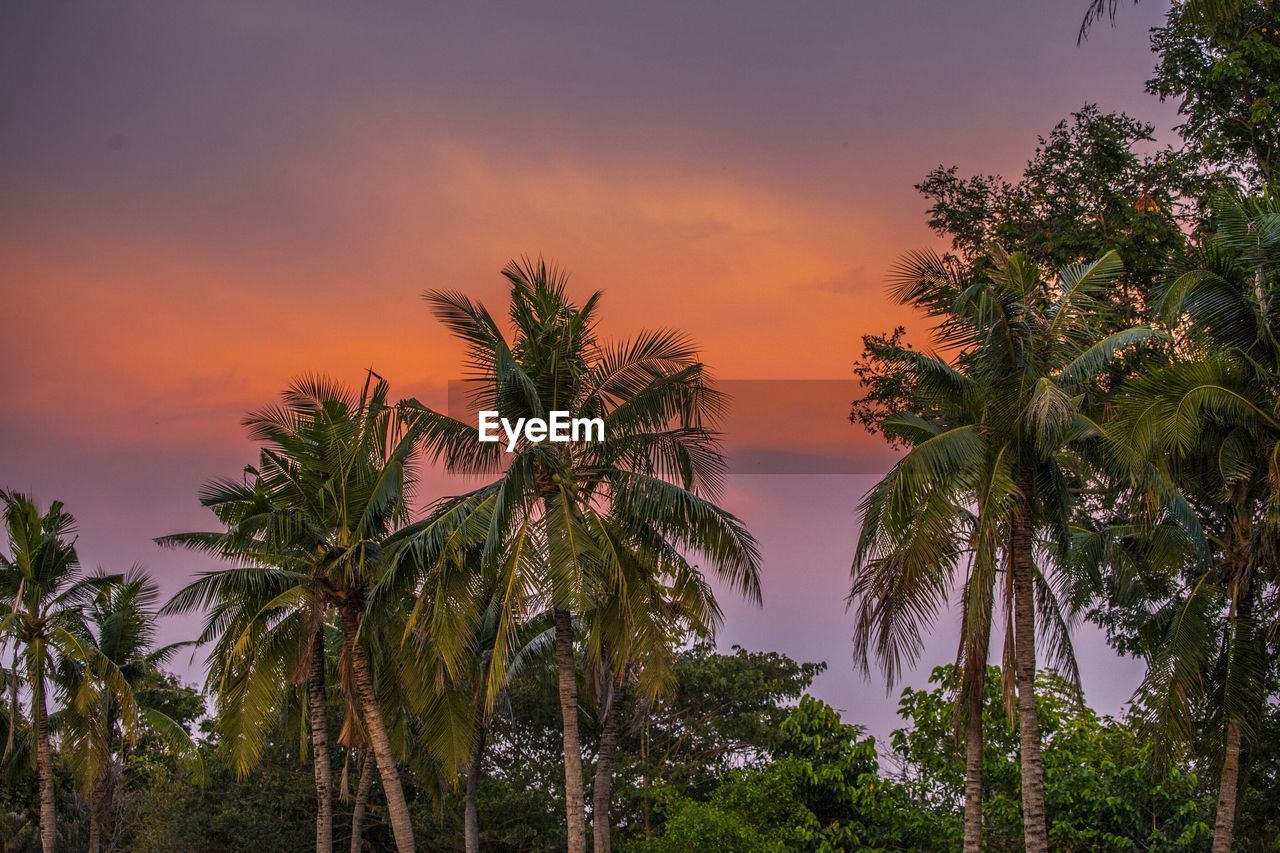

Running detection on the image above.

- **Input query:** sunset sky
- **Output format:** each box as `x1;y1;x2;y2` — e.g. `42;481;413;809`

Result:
1;1;1181;740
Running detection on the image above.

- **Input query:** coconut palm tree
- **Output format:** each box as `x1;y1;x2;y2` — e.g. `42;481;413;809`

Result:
852;247;1164;851
57;568;204;853
0;493;124;853
408;591;554;853
399;258;761;852
394;520;720;853
1110;188;1280;853
573;507;725;852
160;374;423;853
161;548;338;848
850;295;999;852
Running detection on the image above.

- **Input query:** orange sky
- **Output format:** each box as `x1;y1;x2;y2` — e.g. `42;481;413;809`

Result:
0;0;1180;738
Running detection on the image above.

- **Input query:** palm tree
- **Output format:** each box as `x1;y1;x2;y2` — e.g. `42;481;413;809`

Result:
58;568;203;853
850;298;997;853
160;374;423;853
400;258;762;852
0;493;122;853
161;547;339;850
852;247;1162;851
409;592;554;853
1111;188;1280;852
581;517;723;853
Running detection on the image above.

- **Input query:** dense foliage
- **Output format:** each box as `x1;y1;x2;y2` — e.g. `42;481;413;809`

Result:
10;644;1280;851
8;648;1280;851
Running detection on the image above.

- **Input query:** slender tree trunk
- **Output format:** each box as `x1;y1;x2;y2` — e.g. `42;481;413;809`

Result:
962;491;992;853
553;608;588;853
339;609;416;853
640;715;652;837
464;710;487;853
90;705;121;853
34;677;56;853
962;690;984;853
961;624;990;853
310;627;335;853
350;750;376;853
89;801;100;853
1212;569;1252;853
88;761;116;853
88;776;103;853
1212;719;1242;852
1010;487;1048;853
592;668;628;853
5;649;17;756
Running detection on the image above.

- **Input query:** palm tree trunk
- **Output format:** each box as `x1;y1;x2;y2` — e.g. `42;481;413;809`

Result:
1211;718;1242;852
5;649;17;756
640;716;652;837
34;676;56;853
962;692;984;853
1011;496;1048;853
88;782;101;853
464;711;487;853
592;668;628;853
961;631;989;853
350;750;376;853
89;794;101;853
88;767;113;853
553;607;588;853
1213;563;1256;853
962;492;992;853
339;608;416;853
310;627;335;853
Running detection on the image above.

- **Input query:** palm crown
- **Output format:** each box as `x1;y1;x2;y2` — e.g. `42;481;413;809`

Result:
398;258;760;695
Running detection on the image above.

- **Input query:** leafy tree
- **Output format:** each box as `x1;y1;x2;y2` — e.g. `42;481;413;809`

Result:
131;672;205;742
1148;0;1280;188
469;657;570;850
626;695;944;852
893;666;1214;851
628;643;824;793
916;106;1191;326
124;736;332;852
1233;688;1280;847
400;258;762;852
116;674;415;853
